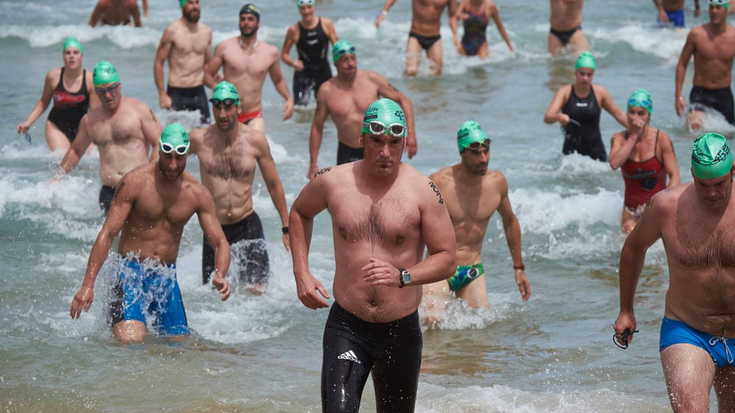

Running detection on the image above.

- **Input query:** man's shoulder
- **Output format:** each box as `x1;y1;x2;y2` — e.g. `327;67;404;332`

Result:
429;165;454;185
651;183;688;214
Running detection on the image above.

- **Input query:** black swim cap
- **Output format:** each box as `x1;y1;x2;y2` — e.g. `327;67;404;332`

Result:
240;4;260;21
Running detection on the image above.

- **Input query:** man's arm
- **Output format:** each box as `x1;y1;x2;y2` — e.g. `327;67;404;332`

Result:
660;132;681;187
268;52;294;121
694;0;701;17
675;31;696;116
254;132;291;251
599;86;628;128
372;72;418;158
195;185;231;301
448;0;459;44
375;0;399;27
89;1;103;27
653;0;669;24
495;174;530;301
57;115;94;178
70;174;137;318
154;27;174;109
141;0;148;17
130;1;142;27
141;105;163;162
204;44;224;89
308;88;330;178
290;171;331;309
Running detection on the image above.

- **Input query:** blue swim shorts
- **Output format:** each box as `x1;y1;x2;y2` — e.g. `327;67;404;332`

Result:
659;317;734;369
657;9;685;28
108;258;189;336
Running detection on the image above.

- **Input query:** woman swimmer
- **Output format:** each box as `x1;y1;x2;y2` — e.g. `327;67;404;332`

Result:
453;0;513;58
543;51;628;161
608;89;680;233
16;38;99;151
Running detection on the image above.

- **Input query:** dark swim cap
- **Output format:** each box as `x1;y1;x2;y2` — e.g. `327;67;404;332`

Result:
692;133;733;179
240;4;260;21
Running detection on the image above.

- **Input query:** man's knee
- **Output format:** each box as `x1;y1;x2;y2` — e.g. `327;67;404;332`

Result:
113;320;146;344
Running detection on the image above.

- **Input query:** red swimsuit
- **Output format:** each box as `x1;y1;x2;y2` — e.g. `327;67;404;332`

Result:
621;130;666;213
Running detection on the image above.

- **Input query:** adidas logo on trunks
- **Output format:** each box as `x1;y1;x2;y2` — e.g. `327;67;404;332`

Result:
337;350;361;364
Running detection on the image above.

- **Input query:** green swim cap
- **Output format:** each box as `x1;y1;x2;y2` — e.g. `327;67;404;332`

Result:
711;0;729;9
692;133;733;179
180;0;187;7
333;39;355;63
457;121;491;152
627;89;653;115
575;51;596;71
211;81;240;104
159;123;190;153
361;98;406;137
297;0;315;7
63;37;83;55
93;61;120;86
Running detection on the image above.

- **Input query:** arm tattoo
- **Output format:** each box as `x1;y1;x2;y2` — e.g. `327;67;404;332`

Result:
313;167;331;178
387;83;399;92
149;109;158;123
429;182;444;204
113;179;125;200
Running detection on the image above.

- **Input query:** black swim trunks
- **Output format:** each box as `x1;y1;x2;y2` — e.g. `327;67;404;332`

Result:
99;185;115;215
337;141;364;165
550;25;582;46
202;211;270;285
322;302;422;413
167;85;211;124
409;32;441;50
689;86;735;125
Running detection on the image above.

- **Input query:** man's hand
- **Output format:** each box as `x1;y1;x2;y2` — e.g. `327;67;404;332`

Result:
212;275;231;301
362;258;400;287
159;93;173;109
658;10;669;24
675;96;686;117
70;285;94;319
307;163;319;180
294;60;305;72
295;272;330;309
514;269;531;302
694;5;701;17
406;132;418;159
613;312;638;347
283;99;294;120
375;11;387;28
283;233;291;252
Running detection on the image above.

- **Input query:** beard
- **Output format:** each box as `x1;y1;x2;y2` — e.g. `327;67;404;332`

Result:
240;27;257;38
184;9;200;23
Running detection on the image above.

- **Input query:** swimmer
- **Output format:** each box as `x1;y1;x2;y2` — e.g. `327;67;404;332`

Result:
453;0;513;58
281;0;339;106
549;0;588;55
544;51;628;161
188;82;290;294
89;0;142;27
653;0;701;28
290;98;456;412
154;0;212;124
675;0;735;129
614;133;735;413
70;124;231;344
375;0;459;76
56;61;162;214
16;38;99;152
423;121;530;324
609;90;681;233
307;40;417;178
205;4;294;134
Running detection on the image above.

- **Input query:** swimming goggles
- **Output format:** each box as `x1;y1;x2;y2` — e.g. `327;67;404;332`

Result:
334;46;356;59
364;121;406;138
160;142;189;155
613;328;639;350
94;82;120;95
467;139;491;151
23;132;31;145
209;98;238;109
710;0;729;7
628;97;652;108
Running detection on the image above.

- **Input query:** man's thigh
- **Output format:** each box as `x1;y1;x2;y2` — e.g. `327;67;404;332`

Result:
321;327;372;412
548;32;564;55
406;37;423;75
567;29;588;53
456;275;490;309
426;39;443;75
661;343;716;413
715;366;735;413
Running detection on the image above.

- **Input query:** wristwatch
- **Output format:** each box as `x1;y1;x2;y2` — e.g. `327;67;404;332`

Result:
398;268;411;288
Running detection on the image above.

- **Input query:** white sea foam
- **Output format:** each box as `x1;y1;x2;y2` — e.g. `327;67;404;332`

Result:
586;24;687;62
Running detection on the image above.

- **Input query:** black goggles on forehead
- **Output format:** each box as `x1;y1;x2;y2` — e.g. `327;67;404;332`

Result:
209;98;238;108
467;139;491;151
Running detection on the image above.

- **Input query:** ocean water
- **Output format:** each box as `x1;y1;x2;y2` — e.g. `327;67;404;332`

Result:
1;0;731;411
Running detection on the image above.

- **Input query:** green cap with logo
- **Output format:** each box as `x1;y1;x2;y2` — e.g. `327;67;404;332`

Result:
457;121;491;152
628;89;653;115
361;98;406;137
710;0;729;10
210;81;240;105
692;133;733;179
93;61;120;86
575;51;597;71
333;39;355;63
160;123;190;154
63;37;83;55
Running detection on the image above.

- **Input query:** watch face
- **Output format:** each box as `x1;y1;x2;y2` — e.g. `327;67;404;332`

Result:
401;270;411;285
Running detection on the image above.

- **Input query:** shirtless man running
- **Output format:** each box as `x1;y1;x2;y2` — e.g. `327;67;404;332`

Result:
375;0;458;76
290;98;456;412
70;124;231;344
56;61;162;214
307;40;417;178
614;133;735;413
424;121;530;322
653;0;701;27
89;0;142;27
189;81;290;294
549;0;588;55
675;0;735;130
205;4;294;134
154;0;213;124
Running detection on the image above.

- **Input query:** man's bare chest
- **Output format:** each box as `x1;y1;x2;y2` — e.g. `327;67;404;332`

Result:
329;192;419;247
201;143;256;181
669;220;735;268
91;117;142;146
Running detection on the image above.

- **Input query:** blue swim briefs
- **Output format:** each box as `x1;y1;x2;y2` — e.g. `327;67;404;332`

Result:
657;9;685;28
108;258;189;336
659;317;735;369
447;263;484;292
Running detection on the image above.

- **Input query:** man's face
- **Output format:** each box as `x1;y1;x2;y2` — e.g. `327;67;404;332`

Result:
360;132;404;177
183;0;200;23
298;4;314;18
239;14;260;37
63;48;82;70
95;82;122;111
212;100;240;131
710;4;728;24
626;106;650;125
335;54;357;76
158;151;188;181
460;145;490;176
575;68;594;87
692;169;734;209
